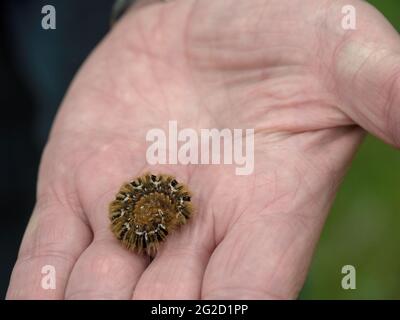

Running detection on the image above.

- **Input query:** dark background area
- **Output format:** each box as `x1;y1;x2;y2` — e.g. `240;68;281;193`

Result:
0;0;399;299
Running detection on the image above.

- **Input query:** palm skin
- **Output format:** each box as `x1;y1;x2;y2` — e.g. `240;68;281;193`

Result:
7;0;400;299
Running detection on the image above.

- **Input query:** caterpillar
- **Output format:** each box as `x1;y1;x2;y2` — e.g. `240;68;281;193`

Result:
109;173;193;256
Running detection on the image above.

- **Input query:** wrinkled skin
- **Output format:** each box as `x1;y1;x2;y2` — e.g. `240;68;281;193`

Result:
7;0;400;299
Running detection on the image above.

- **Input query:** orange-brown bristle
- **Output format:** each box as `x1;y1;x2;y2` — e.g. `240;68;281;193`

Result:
109;173;193;256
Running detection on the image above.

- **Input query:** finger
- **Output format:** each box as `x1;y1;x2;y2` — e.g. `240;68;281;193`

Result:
330;1;400;147
64;188;149;299
6;194;91;299
202;126;364;299
132;227;213;300
64;230;149;300
64;184;149;299
132;190;214;299
64;143;150;299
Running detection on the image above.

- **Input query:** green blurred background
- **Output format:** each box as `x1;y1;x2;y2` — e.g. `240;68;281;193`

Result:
301;0;400;300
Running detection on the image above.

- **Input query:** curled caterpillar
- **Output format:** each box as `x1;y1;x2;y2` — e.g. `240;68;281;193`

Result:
109;173;193;256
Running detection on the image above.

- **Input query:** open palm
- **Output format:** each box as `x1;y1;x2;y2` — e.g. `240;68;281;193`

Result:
7;0;400;299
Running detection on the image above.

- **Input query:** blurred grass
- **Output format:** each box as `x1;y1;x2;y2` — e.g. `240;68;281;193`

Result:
301;0;400;299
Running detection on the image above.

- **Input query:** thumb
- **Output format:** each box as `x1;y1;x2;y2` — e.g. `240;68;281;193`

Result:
333;2;400;148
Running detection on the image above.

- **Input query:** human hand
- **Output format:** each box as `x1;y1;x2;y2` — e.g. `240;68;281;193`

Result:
7;0;400;299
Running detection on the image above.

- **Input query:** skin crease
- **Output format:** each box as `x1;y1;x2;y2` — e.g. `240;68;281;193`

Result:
6;0;400;299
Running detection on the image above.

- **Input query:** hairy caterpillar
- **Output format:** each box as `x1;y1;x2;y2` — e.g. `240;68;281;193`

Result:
109;173;193;256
